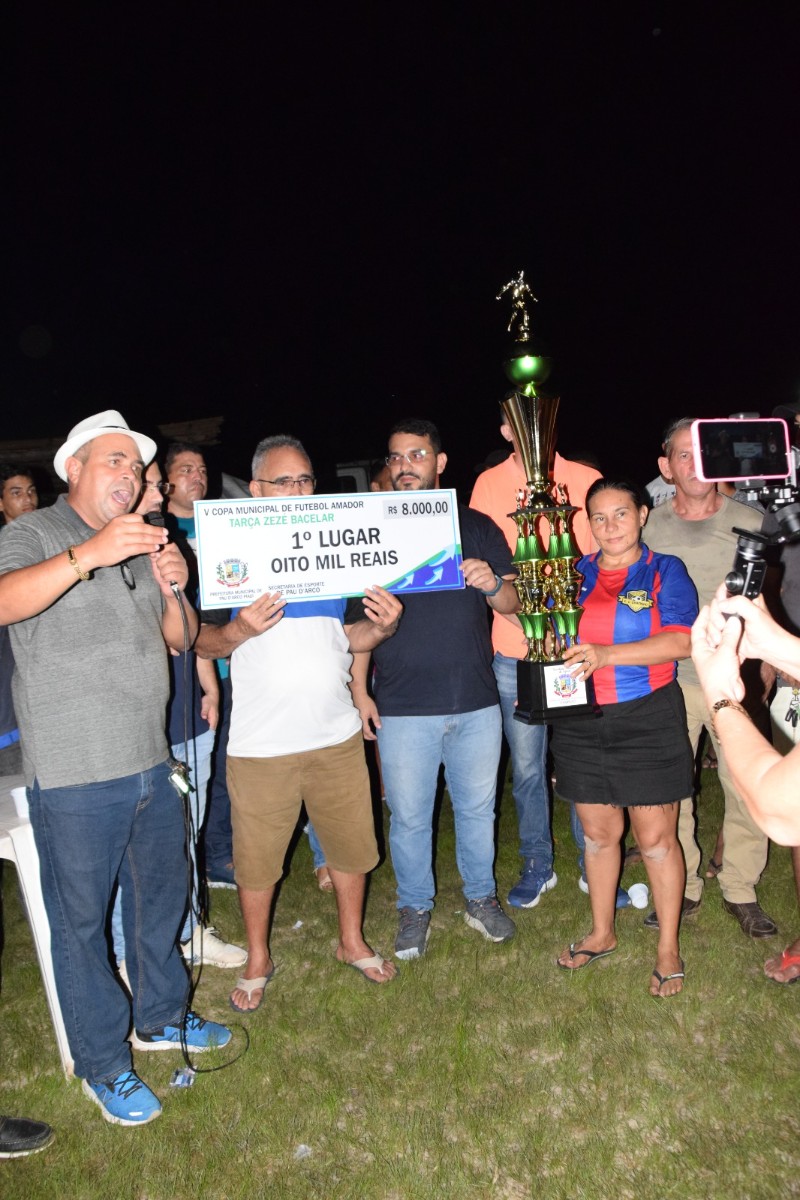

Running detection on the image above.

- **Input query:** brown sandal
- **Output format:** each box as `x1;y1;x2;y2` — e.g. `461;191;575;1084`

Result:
315;866;334;892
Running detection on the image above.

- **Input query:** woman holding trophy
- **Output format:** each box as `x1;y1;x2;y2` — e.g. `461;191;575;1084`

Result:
552;480;698;997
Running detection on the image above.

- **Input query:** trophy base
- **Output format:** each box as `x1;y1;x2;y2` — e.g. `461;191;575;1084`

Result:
514;659;598;725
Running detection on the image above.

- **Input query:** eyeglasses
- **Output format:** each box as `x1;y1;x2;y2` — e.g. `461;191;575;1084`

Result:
255;476;316;492
143;481;170;494
385;450;433;467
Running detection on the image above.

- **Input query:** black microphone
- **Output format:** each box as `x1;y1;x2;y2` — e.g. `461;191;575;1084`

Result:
143;511;179;590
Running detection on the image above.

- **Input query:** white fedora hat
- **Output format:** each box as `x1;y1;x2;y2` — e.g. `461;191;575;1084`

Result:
53;410;157;482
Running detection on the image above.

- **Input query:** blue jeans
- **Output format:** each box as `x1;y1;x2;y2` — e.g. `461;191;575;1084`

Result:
377;706;502;910
305;822;326;871
29;764;189;1083
493;653;553;872
204;674;233;874
111;728;215;959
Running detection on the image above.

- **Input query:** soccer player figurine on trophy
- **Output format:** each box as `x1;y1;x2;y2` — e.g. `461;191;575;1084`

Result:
495;271;596;723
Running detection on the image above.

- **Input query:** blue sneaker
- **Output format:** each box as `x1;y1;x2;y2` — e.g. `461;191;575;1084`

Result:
578;877;630;909
508;862;558;909
131;1010;232;1053
81;1070;161;1126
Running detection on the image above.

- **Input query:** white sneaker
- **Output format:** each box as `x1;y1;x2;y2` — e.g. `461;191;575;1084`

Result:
181;926;247;969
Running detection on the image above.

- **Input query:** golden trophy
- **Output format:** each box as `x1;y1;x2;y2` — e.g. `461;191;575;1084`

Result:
496;272;596;723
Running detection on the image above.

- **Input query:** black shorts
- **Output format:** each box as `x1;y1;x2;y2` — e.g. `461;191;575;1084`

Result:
551;680;693;808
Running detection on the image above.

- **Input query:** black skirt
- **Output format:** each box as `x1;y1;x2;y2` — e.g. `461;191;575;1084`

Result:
551;680;693;808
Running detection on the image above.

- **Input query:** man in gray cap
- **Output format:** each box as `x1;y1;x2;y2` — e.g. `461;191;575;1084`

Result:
0;411;231;1127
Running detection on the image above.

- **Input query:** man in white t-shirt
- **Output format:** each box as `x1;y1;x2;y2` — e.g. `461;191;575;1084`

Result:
196;435;403;1010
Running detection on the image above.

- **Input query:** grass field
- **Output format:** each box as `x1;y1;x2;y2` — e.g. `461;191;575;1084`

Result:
1;764;798;1199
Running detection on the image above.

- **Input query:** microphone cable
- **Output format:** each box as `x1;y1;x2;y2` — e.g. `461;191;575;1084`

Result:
144;516;249;1075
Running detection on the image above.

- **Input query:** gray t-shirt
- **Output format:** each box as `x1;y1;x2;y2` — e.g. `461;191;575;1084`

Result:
645;493;763;687
0;495;170;788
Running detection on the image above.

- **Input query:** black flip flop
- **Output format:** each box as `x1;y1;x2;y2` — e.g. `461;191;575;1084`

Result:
557;943;616;970
651;959;685;997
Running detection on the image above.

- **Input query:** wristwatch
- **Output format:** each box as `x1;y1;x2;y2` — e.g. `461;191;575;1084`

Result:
481;573;504;597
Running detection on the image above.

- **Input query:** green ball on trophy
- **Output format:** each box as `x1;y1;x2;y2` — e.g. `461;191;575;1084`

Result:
502;351;553;393
496;270;552;394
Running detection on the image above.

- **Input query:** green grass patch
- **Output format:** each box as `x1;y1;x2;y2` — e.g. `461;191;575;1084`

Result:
1;767;798;1198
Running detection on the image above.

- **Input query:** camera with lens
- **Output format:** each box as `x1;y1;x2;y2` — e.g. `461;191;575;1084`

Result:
691;413;800;600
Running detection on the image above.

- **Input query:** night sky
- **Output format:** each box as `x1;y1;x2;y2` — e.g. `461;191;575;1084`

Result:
7;5;800;498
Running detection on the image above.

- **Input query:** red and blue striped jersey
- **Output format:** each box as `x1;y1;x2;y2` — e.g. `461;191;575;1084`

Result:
576;544;698;705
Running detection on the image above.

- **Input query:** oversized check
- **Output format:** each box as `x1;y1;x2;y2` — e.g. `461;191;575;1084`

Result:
195;488;463;608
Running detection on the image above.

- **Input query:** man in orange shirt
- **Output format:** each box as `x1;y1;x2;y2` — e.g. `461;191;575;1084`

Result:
470;418;600;908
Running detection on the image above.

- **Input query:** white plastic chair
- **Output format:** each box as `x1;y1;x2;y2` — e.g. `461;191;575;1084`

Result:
0;774;74;1078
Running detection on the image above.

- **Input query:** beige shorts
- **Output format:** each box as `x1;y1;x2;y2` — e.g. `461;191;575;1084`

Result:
227;731;378;889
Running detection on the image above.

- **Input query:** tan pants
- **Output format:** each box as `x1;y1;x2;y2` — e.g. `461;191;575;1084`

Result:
228;732;378;890
678;681;768;904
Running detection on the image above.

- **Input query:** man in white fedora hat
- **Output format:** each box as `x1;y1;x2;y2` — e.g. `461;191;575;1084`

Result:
0;410;231;1127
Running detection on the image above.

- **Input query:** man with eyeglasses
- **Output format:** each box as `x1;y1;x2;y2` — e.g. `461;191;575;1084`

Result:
165;443;238;896
195;434;403;1009
108;460;246;976
0;411;231;1126
349;419;520;960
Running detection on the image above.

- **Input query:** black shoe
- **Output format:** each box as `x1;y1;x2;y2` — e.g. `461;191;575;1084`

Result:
722;899;778;939
0;1115;54;1158
643;896;701;930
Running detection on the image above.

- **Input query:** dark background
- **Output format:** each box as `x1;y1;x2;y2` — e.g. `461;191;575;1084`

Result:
6;4;800;497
